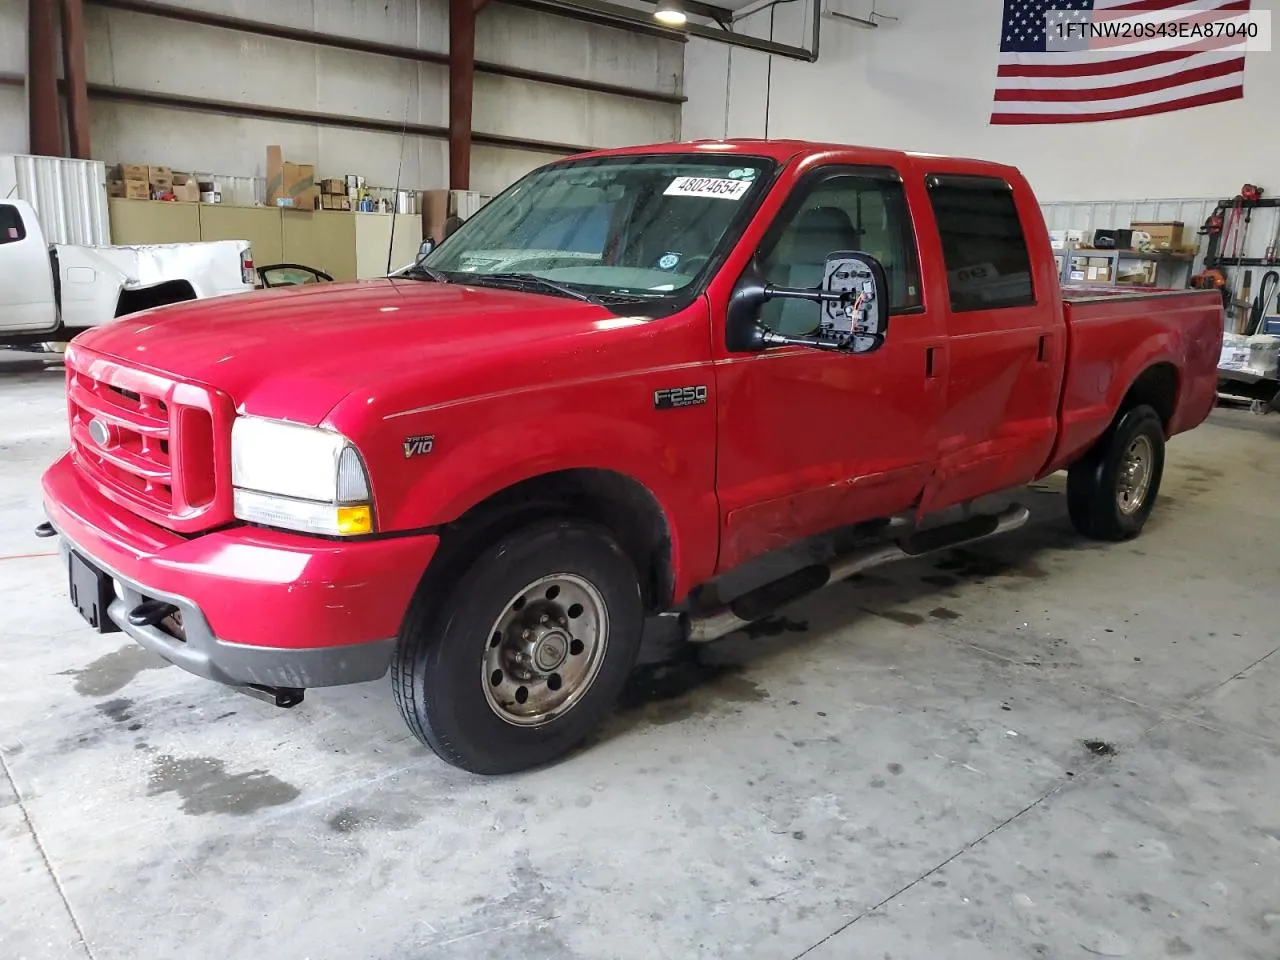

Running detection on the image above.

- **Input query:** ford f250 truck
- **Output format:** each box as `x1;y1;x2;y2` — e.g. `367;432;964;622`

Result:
1;198;253;347
39;141;1223;774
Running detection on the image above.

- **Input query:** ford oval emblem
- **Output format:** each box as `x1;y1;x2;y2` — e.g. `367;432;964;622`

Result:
87;417;112;447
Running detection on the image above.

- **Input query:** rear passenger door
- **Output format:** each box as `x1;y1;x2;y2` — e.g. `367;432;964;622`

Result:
921;175;1062;510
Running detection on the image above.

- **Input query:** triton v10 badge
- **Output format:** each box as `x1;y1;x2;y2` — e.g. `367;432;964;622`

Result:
403;435;435;458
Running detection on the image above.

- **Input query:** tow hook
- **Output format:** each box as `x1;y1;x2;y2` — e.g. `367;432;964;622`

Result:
239;685;305;709
34;521;56;538
127;599;179;627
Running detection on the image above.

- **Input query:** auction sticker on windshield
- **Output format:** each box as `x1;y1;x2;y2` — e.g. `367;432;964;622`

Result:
664;177;752;200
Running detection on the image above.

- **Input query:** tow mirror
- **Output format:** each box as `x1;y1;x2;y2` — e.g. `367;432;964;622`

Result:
725;251;889;355
820;252;888;354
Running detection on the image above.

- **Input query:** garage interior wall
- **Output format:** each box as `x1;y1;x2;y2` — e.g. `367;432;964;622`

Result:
0;0;684;197
682;0;1280;203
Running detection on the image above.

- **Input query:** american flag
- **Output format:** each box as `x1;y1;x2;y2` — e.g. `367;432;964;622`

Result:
993;0;1250;124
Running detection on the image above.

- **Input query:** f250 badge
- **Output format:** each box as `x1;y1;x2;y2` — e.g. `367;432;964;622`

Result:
403;435;435;458
654;385;708;410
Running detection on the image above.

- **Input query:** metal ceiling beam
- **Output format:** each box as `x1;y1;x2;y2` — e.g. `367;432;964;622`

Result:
60;0;92;159
0;73;592;157
28;0;62;156
501;0;818;60
450;0;476;190
84;0;685;105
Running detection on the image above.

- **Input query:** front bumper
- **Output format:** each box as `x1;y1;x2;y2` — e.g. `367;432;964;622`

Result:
42;452;439;689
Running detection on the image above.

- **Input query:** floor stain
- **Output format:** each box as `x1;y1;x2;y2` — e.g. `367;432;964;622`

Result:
1084;740;1118;757
738;615;809;639
95;697;134;724
326;805;422;834
147;754;300;816
60;644;171;697
617;649;768;728
847;572;895;588
877;609;925;626
929;607;961;621
921;574;959;588
936;548;1048;582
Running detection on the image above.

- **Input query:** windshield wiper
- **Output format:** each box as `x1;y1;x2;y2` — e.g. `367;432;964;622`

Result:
399;262;450;283
472;272;602;305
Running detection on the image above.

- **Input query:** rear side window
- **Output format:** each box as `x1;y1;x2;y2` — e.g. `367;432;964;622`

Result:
0;204;26;245
927;176;1034;311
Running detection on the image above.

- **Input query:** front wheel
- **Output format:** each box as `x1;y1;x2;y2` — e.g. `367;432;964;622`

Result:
391;519;644;774
1067;404;1165;541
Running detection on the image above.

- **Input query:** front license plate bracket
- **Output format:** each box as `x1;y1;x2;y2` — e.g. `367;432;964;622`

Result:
68;551;121;634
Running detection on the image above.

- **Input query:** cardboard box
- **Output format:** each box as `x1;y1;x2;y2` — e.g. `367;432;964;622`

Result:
266;145;318;209
170;173;200;202
320;178;346;195
110;163;148;182
108;179;150;200
147;165;172;183
150;174;174;192
1131;220;1184;250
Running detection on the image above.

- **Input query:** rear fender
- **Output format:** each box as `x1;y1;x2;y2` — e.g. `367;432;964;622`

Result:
1046;326;1179;474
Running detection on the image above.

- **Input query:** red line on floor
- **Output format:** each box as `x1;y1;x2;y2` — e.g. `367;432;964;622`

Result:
0;551;59;561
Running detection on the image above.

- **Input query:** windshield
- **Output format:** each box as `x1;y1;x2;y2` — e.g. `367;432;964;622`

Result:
421;154;773;299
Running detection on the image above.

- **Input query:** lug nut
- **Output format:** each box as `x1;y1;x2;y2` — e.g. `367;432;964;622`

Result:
539;614;549;625
522;629;531;640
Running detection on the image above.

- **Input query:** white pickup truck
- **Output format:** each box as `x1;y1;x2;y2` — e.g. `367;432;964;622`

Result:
1;198;253;347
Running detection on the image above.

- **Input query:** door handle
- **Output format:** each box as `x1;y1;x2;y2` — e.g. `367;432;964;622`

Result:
925;346;939;378
1037;334;1049;362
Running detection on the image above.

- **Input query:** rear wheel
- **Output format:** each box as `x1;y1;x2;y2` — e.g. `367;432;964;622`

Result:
392;519;643;774
1067;404;1165;541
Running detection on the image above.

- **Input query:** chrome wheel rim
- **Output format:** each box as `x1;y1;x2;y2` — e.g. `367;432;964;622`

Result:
1117;435;1154;515
481;573;609;727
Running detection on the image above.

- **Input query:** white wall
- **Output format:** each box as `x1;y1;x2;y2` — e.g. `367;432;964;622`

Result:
683;0;1280;202
0;0;683;196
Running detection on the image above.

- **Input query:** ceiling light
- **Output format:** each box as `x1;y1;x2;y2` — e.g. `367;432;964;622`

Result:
654;0;687;26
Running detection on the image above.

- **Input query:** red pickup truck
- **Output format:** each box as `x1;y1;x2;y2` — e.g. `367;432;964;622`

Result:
40;140;1222;773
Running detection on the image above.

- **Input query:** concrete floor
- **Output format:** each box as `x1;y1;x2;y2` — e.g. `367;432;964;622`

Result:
3;356;1280;960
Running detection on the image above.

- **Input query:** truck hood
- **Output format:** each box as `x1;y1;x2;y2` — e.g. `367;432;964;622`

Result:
75;279;619;423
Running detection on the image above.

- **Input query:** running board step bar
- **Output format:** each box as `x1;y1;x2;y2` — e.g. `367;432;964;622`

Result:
682;504;1030;644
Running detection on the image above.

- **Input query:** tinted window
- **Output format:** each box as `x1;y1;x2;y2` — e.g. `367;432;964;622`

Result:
757;171;922;335
0;204;26;245
928;178;1034;311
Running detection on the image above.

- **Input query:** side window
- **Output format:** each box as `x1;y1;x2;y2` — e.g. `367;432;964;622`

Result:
758;171;922;335
0;204;27;245
927;177;1035;311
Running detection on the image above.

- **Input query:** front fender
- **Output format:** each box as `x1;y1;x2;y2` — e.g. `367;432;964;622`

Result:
346;388;721;601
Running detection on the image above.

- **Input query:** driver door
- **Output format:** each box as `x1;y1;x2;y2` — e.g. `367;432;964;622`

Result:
712;165;947;572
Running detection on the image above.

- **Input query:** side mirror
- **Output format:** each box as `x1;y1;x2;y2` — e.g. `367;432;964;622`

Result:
417;239;435;262
725;251;889;354
820;251;888;354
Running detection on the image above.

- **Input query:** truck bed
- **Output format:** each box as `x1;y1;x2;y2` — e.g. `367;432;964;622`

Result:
1044;286;1223;474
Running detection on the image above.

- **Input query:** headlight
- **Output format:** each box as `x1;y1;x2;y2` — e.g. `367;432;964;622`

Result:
231;417;374;536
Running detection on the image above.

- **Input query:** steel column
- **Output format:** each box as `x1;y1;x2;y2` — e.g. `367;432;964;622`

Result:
449;0;477;191
60;0;92;158
27;0;62;156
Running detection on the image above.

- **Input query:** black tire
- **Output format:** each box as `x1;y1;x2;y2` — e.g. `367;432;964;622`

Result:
391;519;643;774
1066;404;1165;541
